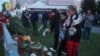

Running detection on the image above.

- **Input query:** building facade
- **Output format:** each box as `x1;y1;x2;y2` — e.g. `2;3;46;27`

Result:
25;0;81;6
10;0;17;8
10;0;82;9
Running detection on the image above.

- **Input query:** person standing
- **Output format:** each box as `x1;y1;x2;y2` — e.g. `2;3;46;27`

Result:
30;9;38;35
82;10;94;42
50;9;60;52
65;5;83;56
57;12;67;56
21;11;30;35
42;10;49;30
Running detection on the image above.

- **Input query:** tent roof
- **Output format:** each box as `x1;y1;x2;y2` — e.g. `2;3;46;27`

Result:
27;1;67;9
28;1;47;9
48;5;67;9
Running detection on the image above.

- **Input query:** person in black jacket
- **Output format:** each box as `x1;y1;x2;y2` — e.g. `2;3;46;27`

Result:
42;10;49;30
30;9;38;35
50;9;60;52
64;5;82;56
22;11;30;34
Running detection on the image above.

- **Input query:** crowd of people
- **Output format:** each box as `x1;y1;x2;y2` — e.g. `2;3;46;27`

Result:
0;4;95;56
49;5;83;56
48;6;94;56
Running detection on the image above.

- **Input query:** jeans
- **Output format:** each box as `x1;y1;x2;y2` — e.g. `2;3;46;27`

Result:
59;27;65;40
43;21;47;30
82;27;92;41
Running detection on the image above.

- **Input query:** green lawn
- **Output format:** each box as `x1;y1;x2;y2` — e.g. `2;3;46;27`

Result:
0;23;100;56
79;33;100;56
31;32;100;56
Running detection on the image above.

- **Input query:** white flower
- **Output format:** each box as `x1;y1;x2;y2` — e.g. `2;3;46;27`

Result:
31;53;36;56
43;46;48;51
47;52;52;56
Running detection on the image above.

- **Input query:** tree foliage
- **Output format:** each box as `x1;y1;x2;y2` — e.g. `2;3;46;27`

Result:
81;0;96;13
16;2;20;9
97;1;100;13
2;2;6;12
8;17;27;35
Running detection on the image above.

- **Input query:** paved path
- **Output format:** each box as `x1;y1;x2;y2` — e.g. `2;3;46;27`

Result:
92;27;100;34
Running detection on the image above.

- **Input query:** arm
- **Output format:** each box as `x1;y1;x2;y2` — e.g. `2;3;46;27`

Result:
24;13;30;19
70;15;83;30
85;15;94;22
87;15;94;22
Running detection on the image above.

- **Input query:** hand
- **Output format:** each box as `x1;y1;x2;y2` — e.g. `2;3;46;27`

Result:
63;27;66;30
59;38;61;42
69;27;75;30
7;22;9;25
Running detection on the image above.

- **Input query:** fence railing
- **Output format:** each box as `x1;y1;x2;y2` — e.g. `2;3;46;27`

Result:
2;23;19;56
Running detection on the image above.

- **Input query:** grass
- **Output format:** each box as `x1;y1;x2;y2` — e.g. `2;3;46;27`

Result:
78;33;100;56
30;32;100;56
0;23;100;56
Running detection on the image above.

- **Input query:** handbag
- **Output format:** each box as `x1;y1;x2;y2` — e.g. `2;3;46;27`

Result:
64;15;77;39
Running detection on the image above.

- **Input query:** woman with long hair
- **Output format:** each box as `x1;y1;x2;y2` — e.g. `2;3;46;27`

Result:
58;11;67;56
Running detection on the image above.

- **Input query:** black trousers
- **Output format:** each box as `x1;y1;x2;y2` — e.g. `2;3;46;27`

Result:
58;39;66;56
53;33;59;50
32;22;38;35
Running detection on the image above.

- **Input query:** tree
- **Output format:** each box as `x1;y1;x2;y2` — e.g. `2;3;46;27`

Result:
16;2;20;9
97;1;100;13
8;16;27;35
2;2;6;12
81;0;96;13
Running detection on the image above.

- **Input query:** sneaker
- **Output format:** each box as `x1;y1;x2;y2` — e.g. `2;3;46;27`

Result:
43;30;46;36
50;48;56;52
47;51;52;56
62;52;67;56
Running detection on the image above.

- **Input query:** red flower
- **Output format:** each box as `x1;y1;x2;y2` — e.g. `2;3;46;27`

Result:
0;16;9;36
0;17;9;23
17;36;23;44
19;50;25;55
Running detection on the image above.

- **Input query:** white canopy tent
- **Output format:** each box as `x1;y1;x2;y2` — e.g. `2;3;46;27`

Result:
48;5;67;9
27;1;48;9
27;1;67;9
